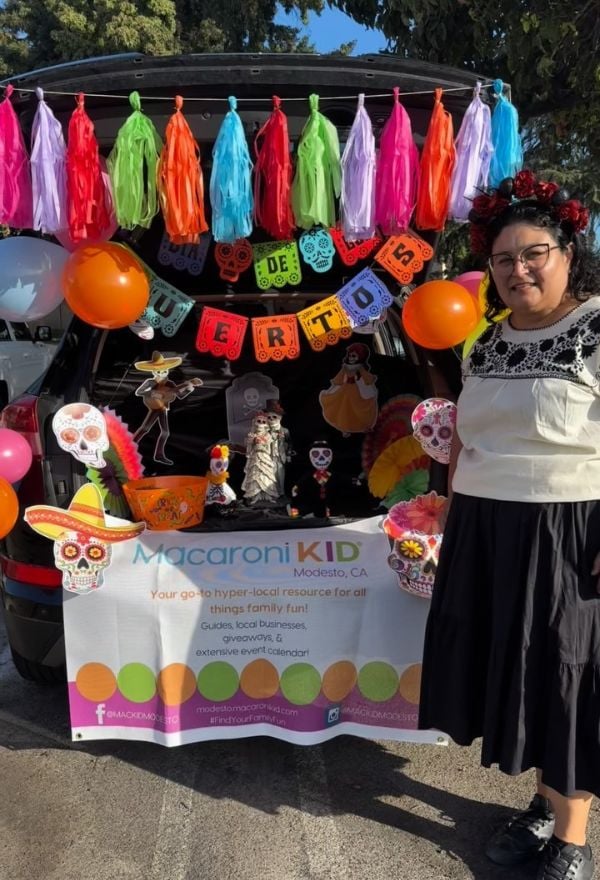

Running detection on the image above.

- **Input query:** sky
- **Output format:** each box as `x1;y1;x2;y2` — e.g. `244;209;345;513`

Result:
275;5;387;55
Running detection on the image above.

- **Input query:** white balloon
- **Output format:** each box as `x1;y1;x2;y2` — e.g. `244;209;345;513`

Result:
0;236;69;322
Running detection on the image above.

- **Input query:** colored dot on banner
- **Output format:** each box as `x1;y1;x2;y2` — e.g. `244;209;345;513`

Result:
239;659;280;699
358;661;399;702
280;663;321;706
157;663;197;706
398;663;422;705
321;660;357;702
197;662;239;702
75;663;117;702
117;663;157;703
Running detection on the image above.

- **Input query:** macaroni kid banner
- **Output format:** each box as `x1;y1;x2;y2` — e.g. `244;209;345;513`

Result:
64;518;444;747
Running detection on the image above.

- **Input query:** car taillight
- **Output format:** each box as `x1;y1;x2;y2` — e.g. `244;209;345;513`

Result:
0;555;61;588
0;394;44;504
0;393;43;456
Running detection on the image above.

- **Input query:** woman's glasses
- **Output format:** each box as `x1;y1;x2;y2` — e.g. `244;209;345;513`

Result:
488;243;562;275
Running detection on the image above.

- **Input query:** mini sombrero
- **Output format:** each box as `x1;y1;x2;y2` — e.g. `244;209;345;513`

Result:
25;483;145;542
134;351;182;372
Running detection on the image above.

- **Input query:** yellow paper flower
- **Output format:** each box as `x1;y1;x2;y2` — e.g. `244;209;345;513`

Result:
367;435;426;498
399;539;424;559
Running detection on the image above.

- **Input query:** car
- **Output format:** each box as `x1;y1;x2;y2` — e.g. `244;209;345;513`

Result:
0;318;55;409
0;51;478;683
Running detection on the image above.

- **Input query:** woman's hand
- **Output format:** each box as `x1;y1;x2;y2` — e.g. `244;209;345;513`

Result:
592;553;600;592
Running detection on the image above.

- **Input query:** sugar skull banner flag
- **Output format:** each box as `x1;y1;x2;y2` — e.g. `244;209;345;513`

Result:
61;516;443;746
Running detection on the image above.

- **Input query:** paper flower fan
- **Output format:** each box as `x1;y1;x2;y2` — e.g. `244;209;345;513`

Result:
87;408;144;517
383;468;429;509
367;435;427;498
361;393;422;474
383;491;447;539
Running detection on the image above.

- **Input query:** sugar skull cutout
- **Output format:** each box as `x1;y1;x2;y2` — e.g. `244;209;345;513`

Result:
54;530;112;595
52;403;109;468
214;239;253;283
299;228;336;273
387;533;441;599
411;398;457;464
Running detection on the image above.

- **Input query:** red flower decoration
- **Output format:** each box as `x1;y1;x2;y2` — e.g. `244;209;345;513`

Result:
534;181;560;204
513;170;536;198
557;200;582;224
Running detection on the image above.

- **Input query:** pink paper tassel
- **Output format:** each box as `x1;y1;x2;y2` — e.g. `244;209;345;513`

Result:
0;84;33;228
375;87;419;234
31;87;68;234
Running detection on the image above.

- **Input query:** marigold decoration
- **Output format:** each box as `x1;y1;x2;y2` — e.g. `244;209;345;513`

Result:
415;89;456;231
383;491;447;538
375;87;419;234
66;93;113;243
292;93;341;230
399;539;424;560
210;95;254;243
468;169;591;257
31;87;67;235
340;93;376;241
489;79;523;188
157;95;208;245
0;84;33;229
253;96;294;240
449;82;493;222
107;91;162;230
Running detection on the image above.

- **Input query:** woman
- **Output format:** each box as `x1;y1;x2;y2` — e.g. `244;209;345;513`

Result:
419;170;600;880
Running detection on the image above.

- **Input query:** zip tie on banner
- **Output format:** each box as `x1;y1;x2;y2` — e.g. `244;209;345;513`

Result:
5;83;498;102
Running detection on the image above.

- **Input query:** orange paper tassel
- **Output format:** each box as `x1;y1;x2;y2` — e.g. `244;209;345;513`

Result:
415;88;456;231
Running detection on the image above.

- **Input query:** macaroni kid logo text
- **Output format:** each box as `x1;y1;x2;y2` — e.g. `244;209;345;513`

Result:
132;540;362;568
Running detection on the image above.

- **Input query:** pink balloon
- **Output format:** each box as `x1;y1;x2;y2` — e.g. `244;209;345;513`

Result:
454;271;484;298
0;428;33;483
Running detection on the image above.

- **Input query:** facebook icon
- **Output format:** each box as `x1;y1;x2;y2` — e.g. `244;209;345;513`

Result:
95;704;106;725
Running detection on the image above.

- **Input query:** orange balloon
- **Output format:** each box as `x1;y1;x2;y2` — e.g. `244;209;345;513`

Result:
62;243;150;329
0;477;19;538
402;280;481;350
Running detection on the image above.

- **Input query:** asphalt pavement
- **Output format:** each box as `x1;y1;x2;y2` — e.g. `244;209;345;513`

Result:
1;619;598;880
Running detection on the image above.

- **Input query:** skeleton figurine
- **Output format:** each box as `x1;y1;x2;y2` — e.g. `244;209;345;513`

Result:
410;398;457;464
205;445;237;509
52;403;110;468
265;400;291;498
241;412;280;507
291;441;337;518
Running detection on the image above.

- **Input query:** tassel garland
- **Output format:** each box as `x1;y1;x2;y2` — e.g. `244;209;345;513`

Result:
66;93;113;242
375;87;419;234
210;95;254;243
415;88;456;231
340;93;376;241
254;95;294;240
489;79;523;187
30;87;67;234
0;84;33;228
292;93;341;230
449;82;493;222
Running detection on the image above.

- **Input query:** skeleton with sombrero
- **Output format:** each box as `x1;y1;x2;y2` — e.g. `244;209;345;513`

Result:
133;351;203;465
25;483;145;595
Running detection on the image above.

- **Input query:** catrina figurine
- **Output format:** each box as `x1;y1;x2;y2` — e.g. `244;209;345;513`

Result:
205;444;237;508
290;440;339;518
319;342;378;437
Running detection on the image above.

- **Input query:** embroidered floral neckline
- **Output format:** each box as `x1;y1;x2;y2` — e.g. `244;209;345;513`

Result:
506;299;587;332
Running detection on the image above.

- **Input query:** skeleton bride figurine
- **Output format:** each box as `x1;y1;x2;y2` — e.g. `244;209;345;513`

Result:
241;412;281;507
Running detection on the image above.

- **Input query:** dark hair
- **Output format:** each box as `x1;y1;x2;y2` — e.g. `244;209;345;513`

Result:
485;203;600;319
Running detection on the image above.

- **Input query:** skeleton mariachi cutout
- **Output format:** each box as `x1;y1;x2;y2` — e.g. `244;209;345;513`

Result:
24;483;145;595
319;342;378;436
410;398;457;464
52;403;110;469
205;444;237;508
241;412;281;507
133;352;203;465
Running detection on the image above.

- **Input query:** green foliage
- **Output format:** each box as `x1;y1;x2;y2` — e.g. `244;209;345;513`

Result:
0;0;326;76
331;0;600;218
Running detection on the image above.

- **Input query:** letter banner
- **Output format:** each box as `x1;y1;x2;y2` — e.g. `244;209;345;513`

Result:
374;230;434;284
63;517;444;747
297;295;352;352
251;314;301;362
253;240;302;290
139;267;195;338
195;306;248;360
336;267;394;327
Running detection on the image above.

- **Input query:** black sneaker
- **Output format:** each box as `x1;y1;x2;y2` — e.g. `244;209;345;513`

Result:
537;838;595;880
486;794;555;866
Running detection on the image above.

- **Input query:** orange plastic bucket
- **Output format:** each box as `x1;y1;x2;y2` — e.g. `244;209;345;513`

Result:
123;476;208;531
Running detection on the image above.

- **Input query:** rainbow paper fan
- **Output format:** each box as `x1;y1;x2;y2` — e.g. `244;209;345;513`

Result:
86;408;144;517
367;435;429;498
361;393;422;474
383;468;429;509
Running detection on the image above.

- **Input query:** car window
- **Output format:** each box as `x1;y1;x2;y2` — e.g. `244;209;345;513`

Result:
0;320;10;341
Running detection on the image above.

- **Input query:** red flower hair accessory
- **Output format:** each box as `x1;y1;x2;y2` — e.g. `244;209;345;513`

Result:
468;169;590;255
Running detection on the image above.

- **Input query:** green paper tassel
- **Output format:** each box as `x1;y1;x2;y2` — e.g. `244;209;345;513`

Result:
107;91;163;229
292;94;341;229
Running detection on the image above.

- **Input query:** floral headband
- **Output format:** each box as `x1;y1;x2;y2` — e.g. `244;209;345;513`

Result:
468;170;590;256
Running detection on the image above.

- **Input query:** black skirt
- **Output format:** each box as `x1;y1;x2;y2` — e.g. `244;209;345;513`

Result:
419;493;600;798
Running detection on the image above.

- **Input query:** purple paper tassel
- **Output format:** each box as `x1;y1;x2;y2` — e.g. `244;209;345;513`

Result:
375;87;419;234
340;93;376;241
31;87;67;234
449;82;493;221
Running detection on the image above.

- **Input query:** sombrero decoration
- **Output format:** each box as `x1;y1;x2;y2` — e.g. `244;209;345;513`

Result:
24;483;145;542
134;351;182;372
